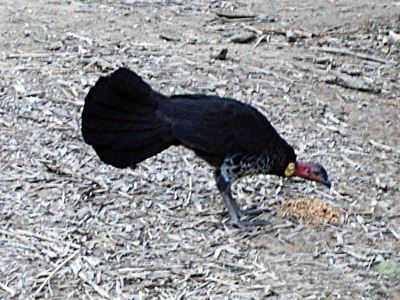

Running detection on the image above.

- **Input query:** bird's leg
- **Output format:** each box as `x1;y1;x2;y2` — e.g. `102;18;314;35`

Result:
215;168;270;230
215;171;242;226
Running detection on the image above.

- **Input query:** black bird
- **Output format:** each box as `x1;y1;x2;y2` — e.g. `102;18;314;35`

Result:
82;68;331;229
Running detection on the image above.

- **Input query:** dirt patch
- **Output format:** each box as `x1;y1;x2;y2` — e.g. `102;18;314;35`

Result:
1;0;399;298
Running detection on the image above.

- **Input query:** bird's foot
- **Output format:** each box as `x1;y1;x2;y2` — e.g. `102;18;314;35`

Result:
226;218;271;231
219;205;269;218
238;205;269;218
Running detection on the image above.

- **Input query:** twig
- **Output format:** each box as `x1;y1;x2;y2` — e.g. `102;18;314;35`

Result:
117;264;185;273
0;282;16;297
6;52;74;59
185;176;193;206
324;70;381;93
33;249;80;298
311;46;394;64
342;148;368;156
340;153;358;167
254;34;269;48
241;23;315;39
0;66;39;71
317;123;347;136
66;32;93;45
262;28;315;38
247;65;295;83
241;23;263;35
369;139;393;152
159;34;181;42
205;276;237;287
117;190;135;200
0;228;81;249
342;248;370;261
217;12;275;22
387;227;400;241
78;272;110;299
319;26;361;37
216;12;257;19
54;97;84;107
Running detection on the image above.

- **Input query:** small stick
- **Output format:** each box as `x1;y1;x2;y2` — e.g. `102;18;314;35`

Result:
216;12;257;19
205;276;237;287
292;29;315;38
241;23;263;35
66;32;93;45
0;282;16;297
317;123;347;136
342;248;370;261
261;28;285;35
340;153;358;167
78;272;110;299
311;46;394;64
254;34;268;48
247;65;295;83
3;228;81;249
366;255;376;271
388;227;400;241
159;34;181;42
324;71;381;93
6;52;73;59
342;148;368;156
117;190;135;200
33;249;80;298
261;28;315;38
0;66;39;71
369;139;393;152
185;176;193;206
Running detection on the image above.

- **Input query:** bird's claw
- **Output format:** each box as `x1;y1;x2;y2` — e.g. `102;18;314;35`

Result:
238;207;269;218
226;218;271;231
220;206;269;218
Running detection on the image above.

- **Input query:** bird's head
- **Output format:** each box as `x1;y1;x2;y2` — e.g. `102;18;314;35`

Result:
284;161;331;188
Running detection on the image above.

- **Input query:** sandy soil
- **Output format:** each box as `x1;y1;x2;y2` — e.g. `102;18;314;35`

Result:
0;0;399;299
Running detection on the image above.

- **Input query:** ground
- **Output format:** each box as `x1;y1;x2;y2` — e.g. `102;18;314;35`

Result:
0;0;399;299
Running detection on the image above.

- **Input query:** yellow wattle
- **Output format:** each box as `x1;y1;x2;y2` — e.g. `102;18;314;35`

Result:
285;162;296;177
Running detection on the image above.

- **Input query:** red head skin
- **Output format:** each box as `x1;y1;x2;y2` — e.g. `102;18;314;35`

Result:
294;161;331;188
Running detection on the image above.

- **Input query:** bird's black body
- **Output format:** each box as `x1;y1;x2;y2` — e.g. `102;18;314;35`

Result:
82;68;310;229
160;95;296;172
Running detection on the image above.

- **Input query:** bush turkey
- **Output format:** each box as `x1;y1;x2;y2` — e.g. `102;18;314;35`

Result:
82;68;331;229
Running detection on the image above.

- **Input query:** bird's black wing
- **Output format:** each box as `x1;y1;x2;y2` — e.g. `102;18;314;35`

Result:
158;95;281;158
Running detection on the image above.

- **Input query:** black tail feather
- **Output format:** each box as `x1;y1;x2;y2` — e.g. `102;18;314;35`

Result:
82;68;173;168
93;140;171;168
83;113;158;132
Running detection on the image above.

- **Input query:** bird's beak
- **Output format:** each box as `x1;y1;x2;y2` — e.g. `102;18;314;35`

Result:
321;178;331;189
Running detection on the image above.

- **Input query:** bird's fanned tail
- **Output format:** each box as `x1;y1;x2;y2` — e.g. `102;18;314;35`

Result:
81;68;173;168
